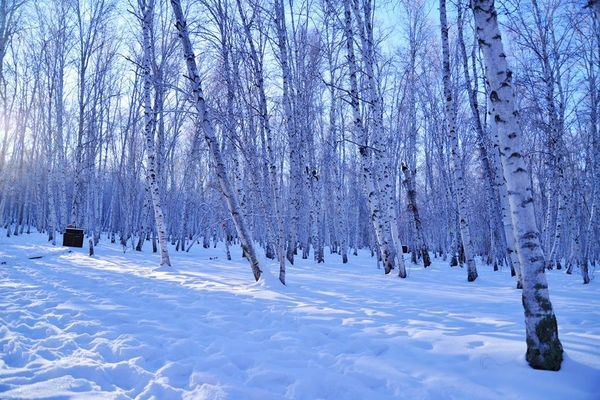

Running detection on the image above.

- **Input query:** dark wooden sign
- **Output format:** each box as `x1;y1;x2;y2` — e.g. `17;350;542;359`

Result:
63;228;84;248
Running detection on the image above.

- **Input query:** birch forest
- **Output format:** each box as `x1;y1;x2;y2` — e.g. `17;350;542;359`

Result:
1;0;599;375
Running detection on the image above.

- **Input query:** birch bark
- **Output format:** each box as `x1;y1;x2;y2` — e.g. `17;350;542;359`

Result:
343;0;397;274
440;0;478;281
140;0;171;267
472;0;563;370
170;0;262;281
403;2;431;268
236;0;286;282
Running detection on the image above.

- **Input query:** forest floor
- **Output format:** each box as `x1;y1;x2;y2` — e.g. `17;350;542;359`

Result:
0;231;599;399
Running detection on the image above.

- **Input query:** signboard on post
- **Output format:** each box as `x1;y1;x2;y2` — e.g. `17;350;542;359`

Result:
63;227;84;248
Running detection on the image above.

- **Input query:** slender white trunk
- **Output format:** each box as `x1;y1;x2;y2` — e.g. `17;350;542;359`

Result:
353;0;405;277
548;188;566;268
55;54;68;232
457;7;505;269
440;0;477;281
584;54;598;269
170;0;262;281
343;0;396;274
333;116;349;263
236;0;286;279
178;122;201;250
141;0;171;267
45;158;57;244
273;0;302;267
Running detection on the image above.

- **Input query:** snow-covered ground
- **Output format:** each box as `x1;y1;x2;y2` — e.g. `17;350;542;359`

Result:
0;232;598;400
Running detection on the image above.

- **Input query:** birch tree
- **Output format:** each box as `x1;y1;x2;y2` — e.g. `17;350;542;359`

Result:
342;0;399;275
440;0;478;282
169;0;262;282
139;0;171;267
471;0;563;370
398;0;431;268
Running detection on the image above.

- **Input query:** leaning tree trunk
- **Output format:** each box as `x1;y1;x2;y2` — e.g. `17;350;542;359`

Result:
141;0;171;267
440;0;478;281
170;0;262;282
472;0;563;371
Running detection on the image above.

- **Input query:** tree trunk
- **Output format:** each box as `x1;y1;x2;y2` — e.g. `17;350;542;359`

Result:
401;162;431;267
471;0;563;370
440;0;478;282
141;0;171;267
343;0;397;274
170;0;262;282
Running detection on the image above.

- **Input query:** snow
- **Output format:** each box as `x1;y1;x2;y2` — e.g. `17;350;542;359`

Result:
1;231;599;399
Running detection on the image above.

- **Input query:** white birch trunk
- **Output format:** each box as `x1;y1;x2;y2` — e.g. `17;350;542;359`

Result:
238;0;287;279
484;84;523;285
178;123;201;251
141;0;171;267
343;0;396;274
170;0;262;281
457;7;505;269
353;0;405;277
330;90;349;263
583;47;598;274
472;0;563;370
273;0;302;267
440;0;478;281
55;37;68;232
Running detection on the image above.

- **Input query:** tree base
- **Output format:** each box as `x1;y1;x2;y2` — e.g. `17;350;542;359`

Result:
526;315;563;371
422;250;431;268
450;255;458;267
467;270;478;282
384;261;394;274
